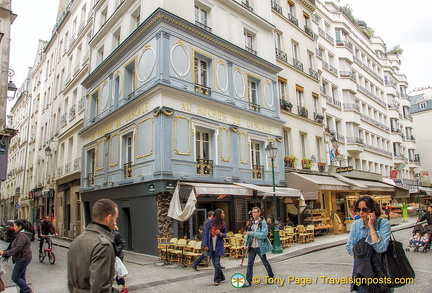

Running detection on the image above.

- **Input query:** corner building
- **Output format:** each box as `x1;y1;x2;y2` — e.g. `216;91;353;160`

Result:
80;4;284;255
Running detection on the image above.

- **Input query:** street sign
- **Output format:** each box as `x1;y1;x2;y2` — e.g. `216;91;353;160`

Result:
336;166;353;173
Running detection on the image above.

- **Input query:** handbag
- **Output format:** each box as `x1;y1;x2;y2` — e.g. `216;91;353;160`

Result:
381;233;415;288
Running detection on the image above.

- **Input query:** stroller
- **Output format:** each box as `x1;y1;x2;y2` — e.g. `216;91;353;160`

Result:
405;224;432;253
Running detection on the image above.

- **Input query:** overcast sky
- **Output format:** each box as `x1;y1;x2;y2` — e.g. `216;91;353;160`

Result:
8;0;432;99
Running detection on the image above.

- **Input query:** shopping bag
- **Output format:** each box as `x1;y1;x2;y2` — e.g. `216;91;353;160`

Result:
115;256;128;278
0;260;5;276
381;234;415;288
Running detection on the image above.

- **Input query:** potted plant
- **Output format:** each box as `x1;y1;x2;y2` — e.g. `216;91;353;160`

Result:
314;113;324;123
317;162;326;172
284;155;297;168
301;158;313;169
298;106;308;118
280;100;293;111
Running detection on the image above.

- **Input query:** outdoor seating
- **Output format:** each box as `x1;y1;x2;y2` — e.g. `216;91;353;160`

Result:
296;225;309;243
169;238;187;263
306;225;315;242
228;237;244;259
285;226;297;243
226;231;235;237
183;241;203;267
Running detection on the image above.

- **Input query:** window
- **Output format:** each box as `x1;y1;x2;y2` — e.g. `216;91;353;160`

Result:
125;60;136;98
87;149;95;185
313;95;319;113
113;27;121;48
194;56;208;86
300;133;306;159
100;7;108;27
123;133;133;178
114;74;121;101
278;78;287;100
316;137;322;162
296;87;304;108
419;102;427;109
292;42;299;60
97;45;104;64
244;31;256;54
288;1;295;16
283;128;291;156
196;128;213;174
90;90;99;120
275;32;282;50
247;76;260;111
131;6;141;30
250;140;263;179
195;5;209;30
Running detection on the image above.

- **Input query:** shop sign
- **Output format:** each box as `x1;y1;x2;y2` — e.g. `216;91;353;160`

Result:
148;183;155;193
336;166;353;173
165;182;175;191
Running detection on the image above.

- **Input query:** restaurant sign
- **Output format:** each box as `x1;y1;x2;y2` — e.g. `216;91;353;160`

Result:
336;166;353;173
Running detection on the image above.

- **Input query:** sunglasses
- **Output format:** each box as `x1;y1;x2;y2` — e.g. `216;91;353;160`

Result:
355;207;370;213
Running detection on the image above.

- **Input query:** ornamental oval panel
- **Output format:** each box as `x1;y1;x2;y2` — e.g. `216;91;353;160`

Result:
170;43;190;77
137;47;156;82
234;70;245;99
216;62;228;92
100;83;109;110
264;81;273;108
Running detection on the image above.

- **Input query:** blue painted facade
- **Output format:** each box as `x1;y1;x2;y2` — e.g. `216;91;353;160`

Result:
79;9;285;255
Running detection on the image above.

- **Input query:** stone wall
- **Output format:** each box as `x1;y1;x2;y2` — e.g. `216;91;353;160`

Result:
157;191;173;237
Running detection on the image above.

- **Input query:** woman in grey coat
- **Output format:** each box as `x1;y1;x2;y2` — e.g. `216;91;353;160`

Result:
0;219;33;293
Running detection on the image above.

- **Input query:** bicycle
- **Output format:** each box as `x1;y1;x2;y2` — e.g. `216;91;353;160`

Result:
39;235;56;264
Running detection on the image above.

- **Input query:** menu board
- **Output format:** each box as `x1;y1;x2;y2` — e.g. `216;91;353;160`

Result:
236;199;247;222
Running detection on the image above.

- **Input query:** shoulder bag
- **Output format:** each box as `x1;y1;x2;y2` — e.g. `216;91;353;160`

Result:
381;233;415;288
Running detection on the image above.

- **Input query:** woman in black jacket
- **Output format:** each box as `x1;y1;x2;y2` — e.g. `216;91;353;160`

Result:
113;226;128;293
0;219;33;293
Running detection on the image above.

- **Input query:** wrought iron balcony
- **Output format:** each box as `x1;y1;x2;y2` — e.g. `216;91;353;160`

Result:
74;158;80;171
196;159;213;175
329;65;338;75
304;26;314;38
245;45;257;55
195;21;211;32
69;105;76;120
65;162;71;174
271;0;282;14
241;1;254;12
275;48;287;62
287;13;298;26
298;106;308;118
346;137;364;145
78;97;85;112
248;102;260;112
309;68;319;80
252;165;263;179
124;162;132;179
293;59;303;71
194;84;211;96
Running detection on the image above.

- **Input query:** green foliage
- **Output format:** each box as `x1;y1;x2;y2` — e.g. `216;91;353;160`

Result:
387;45;404;56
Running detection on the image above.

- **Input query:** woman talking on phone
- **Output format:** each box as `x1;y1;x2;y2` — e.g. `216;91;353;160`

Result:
346;195;392;292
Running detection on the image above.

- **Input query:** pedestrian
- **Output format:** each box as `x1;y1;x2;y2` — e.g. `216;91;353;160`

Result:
0;219;33;293
417;205;432;225
346;196;391;292
113;226;128;293
203;208;226;286
67;198;120;292
191;211;214;271
243;207;274;288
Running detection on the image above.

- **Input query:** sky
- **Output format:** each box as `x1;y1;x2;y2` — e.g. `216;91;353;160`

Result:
7;0;432;98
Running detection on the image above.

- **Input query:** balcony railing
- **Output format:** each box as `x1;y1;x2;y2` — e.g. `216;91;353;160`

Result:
57;167;63;177
196;159;213;175
329;65;338;75
346;137;364;145
403;114;413;121
248;102;260;112
245;45;257;55
340;71;357;81
336;40;353;51
271;0;282;14
87;173;94;185
69;105;76;120
343;103;360;112
332;98;341;108
318;27;325;37
78;97;85;112
195;21;211;32
275;48;287;62
124;162;132;179
309;68;319;80
287;13;298;26
322;60;329;69
61;113;67;126
194;84;211;96
65;162;71;174
241;1;254;12
252;165;263;179
74;158;80;171
298;106;308;118
293;59;303;71
325;33;334;43
304;26;314;38
316;48;322;58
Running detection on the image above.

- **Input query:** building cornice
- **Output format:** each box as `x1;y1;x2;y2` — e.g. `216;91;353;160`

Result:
82;8;281;88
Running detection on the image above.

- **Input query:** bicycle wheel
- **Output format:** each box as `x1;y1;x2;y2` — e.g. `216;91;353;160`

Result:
48;251;56;264
39;252;45;263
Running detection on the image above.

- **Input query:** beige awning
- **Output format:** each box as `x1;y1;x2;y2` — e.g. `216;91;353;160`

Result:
234;183;304;200
178;182;253;196
419;186;432;196
346;179;395;192
286;173;350;200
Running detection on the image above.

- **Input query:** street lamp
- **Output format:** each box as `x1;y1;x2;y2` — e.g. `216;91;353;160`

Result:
415;173;423;218
265;142;283;254
7;69;18;101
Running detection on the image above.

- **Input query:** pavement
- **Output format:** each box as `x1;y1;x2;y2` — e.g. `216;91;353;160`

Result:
1;216;419;292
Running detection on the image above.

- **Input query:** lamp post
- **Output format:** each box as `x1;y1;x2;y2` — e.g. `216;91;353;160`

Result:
7;69;18;101
265;142;283;254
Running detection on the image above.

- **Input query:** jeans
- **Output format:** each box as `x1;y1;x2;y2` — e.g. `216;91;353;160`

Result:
192;253;207;267
39;236;52;252
211;255;225;283
246;247;274;284
11;260;32;293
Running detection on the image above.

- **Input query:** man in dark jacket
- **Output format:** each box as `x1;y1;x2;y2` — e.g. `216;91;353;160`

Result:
67;198;119;293
418;205;432;225
191;211;214;271
38;215;57;254
113;227;128;293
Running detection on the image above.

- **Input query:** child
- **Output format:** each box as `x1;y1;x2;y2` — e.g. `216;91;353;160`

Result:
408;232;422;247
419;233;431;247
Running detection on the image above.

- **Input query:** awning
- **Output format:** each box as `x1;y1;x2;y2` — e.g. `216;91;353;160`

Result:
334;175;396;192
233;183;304;200
286;173;350;200
178;182;252;196
420;187;432;196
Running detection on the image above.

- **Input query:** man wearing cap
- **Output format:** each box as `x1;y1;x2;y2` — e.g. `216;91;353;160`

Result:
417;205;432;225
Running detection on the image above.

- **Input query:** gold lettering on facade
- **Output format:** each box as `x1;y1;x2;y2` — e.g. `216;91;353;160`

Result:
232;116;241;125
181;102;192;112
246;120;272;133
197;105;228;122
